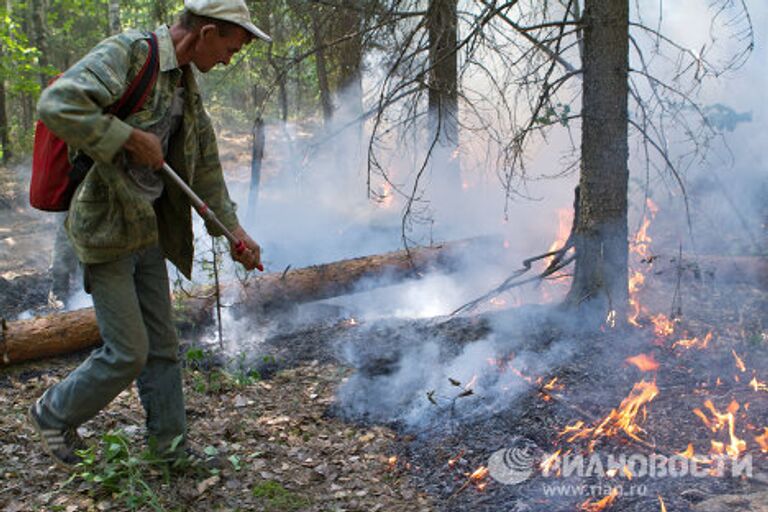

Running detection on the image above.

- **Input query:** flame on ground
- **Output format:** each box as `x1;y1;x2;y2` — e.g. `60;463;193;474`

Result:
559;380;659;446
625;353;659;372
731;350;746;373
750;377;767;392
580;488;619;512
672;332;712;350
692;400;747;460
755;428;768;453
658;495;667;512
650;314;675;338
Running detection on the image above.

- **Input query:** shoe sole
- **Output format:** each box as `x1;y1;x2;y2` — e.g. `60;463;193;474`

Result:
27;404;76;471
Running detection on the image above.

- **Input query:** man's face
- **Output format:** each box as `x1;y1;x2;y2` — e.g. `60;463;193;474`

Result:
192;25;251;73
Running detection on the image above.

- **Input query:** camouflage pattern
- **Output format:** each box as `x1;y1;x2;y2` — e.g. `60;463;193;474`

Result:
37;25;239;278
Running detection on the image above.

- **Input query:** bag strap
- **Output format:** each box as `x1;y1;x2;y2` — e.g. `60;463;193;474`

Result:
110;32;160;119
69;33;160;175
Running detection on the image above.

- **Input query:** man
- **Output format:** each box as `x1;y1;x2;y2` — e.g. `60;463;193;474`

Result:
28;0;270;469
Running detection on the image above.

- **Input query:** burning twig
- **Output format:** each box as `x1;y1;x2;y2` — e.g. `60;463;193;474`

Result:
451;188;580;316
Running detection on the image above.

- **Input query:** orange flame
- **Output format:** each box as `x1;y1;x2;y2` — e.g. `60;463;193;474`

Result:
650;314;675;338
559;380;659;445
693;400;747;460
540;449;562;476
545;208;573;264
658;495;667;512
672;332;712;350
731;350;746;373
469;466;489;482
580;488;619;511
750;377;768;392
755;428;768;453
625;353;659;372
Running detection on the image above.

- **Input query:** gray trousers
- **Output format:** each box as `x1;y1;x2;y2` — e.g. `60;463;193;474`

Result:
38;245;185;451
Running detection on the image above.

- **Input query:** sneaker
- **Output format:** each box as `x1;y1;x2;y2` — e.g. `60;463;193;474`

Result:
28;400;85;470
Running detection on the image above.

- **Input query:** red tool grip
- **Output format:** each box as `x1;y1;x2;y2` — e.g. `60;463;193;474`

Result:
234;240;264;272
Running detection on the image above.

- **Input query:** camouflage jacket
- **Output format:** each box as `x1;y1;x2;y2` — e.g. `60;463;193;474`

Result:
37;25;239;278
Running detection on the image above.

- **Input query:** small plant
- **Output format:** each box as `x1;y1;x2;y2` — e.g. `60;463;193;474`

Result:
252;480;311;511
69;431;168;512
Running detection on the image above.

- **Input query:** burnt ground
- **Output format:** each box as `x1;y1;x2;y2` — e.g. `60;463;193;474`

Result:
240;263;768;511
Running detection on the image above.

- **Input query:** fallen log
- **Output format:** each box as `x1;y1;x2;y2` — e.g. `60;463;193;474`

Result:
1;237;495;365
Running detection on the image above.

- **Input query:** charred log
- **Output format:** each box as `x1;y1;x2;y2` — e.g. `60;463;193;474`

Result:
0;238;491;365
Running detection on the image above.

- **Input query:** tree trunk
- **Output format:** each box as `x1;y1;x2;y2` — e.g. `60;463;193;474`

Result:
427;0;459;147
335;0;364;124
153;0;168;25
311;6;334;125
0;42;9;163
31;0;49;89
426;0;461;197
108;0;121;35
247;115;265;221
1;238;492;365
564;0;630;319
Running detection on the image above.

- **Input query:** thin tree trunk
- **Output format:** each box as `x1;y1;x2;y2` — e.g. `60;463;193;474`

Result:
0;41;9;163
564;0;630;319
311;6;334;125
31;0;48;89
248;115;265;221
108;0;121;35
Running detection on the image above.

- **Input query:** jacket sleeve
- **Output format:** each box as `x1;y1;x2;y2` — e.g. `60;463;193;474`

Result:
191;104;240;236
36;35;144;178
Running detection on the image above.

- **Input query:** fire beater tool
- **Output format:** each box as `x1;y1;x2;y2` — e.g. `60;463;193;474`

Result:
161;161;263;272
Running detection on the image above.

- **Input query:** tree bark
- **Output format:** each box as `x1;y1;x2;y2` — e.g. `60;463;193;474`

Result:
1;238;491;365
311;6;334;125
247;115;265;220
0;42;9;163
564;0;630;320
426;0;461;198
335;0;364;124
427;0;459;147
31;0;49;89
108;0;121;35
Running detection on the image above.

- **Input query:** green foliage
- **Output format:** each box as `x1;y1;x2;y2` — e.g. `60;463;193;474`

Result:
251;480;311;511
68;430;169;512
534;103;572;127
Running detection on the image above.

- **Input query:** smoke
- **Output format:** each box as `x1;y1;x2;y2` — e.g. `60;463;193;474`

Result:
133;1;768;428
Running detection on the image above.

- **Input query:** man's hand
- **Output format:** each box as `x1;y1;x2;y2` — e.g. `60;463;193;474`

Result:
230;225;263;271
123;128;163;169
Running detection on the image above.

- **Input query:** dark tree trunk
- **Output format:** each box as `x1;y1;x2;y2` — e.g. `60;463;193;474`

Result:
427;0;458;147
427;0;461;197
564;0;630;319
31;0;49;89
335;0;364;123
311;6;334;125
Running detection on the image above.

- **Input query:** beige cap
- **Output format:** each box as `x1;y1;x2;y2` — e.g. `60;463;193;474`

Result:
185;0;272;42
